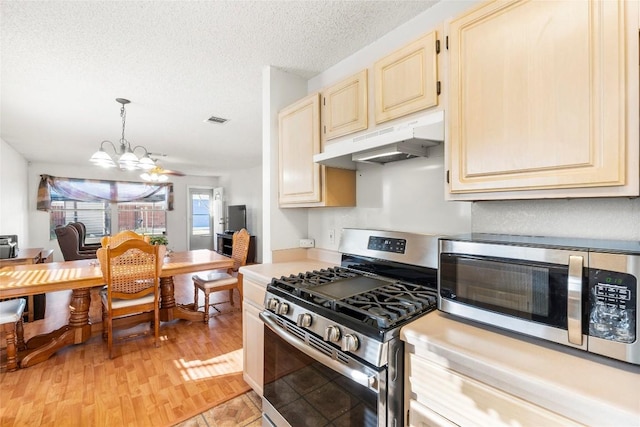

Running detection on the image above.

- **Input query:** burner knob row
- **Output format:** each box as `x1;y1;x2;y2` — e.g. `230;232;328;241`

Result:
341;334;359;352
296;313;312;328
267;298;279;311
276;302;289;315
323;325;341;343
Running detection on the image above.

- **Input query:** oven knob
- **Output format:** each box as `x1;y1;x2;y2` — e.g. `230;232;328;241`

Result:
267;298;279;311
277;302;289;315
323;325;341;343
341;334;359;352
296;313;312;327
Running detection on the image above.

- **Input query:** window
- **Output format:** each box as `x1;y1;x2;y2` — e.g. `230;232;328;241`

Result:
45;176;170;240
191;193;211;236
118;201;167;235
50;200;110;240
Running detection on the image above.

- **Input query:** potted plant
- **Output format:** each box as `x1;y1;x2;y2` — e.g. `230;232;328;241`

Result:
149;235;168;246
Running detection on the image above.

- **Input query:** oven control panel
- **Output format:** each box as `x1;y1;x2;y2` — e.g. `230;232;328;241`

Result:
368;236;406;254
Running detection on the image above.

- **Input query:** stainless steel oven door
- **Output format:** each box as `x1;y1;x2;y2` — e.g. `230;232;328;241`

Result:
260;311;383;427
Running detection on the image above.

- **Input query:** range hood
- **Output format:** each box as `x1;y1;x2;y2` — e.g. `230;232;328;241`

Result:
314;110;444;169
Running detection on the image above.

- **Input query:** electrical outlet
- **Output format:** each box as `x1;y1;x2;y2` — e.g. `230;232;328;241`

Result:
328;229;335;245
299;238;315;248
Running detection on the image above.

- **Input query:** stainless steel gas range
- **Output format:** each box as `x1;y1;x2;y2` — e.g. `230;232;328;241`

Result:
260;229;440;427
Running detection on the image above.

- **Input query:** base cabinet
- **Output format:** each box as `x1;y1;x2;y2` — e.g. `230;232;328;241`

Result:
406;352;583;427
242;277;265;395
407;399;457;427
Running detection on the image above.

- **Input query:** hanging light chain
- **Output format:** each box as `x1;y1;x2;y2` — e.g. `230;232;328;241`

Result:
120;103;127;144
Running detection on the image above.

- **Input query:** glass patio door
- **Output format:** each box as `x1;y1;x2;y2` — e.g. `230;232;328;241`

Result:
188;187;213;250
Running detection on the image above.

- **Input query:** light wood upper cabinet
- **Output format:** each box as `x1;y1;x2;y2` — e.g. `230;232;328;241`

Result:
447;0;639;198
322;69;368;145
374;30;439;124
278;93;356;208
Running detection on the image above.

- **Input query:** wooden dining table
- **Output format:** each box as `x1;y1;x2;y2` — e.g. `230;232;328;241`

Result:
0;249;234;368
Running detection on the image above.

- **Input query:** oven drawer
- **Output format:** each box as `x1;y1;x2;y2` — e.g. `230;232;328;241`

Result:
407;354;583;427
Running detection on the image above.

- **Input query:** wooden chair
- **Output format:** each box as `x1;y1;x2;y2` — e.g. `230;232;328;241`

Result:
97;239;165;359
0;298;26;371
192;228;250;322
101;230;149;248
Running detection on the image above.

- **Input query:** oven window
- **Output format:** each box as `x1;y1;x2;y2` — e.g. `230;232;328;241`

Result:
263;327;378;426
440;255;569;328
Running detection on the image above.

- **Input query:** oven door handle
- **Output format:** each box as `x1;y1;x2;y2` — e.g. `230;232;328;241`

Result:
260;311;379;392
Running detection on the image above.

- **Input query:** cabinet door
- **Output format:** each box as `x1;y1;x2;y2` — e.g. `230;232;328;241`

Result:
242;279;266;395
408;354;583;427
278;93;357;208
278;93;321;205
448;0;633;196
408;399;458;427
322;69;368;144
374;31;439;124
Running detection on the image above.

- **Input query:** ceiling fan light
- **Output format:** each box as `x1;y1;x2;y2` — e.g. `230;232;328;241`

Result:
140;172;152;181
158;174;168;182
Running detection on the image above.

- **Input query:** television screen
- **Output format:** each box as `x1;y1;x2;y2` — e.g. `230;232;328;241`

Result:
226;205;247;233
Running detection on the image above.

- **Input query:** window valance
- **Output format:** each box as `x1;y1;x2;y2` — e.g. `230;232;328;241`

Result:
37;174;174;211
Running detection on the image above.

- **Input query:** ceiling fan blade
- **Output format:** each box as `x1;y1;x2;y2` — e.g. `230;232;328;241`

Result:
162;169;185;176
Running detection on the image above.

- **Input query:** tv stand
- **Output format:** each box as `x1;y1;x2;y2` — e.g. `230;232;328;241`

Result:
216;233;256;264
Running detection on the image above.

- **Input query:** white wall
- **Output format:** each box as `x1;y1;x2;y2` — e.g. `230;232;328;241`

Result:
472;198;640;240
218;165;263;262
0;139;29;246
262;66;311;262
27;161;219;261
308;144;472;250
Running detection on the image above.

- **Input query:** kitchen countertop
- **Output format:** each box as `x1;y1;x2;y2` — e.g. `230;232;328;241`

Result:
239;260;339;284
401;311;640;426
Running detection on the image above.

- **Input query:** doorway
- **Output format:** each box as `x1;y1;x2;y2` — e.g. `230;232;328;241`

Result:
188;187;214;250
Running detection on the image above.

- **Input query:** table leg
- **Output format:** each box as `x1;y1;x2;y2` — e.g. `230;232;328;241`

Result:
159;276;205;322
19;288;93;368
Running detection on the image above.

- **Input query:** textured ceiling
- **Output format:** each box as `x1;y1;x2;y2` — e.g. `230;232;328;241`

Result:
1;1;438;177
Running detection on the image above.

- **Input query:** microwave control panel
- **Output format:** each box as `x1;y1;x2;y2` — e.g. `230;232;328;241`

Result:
588;269;636;343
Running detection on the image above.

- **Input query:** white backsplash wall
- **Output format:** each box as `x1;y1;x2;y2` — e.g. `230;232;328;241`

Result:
472;198;640;241
308;144;472;250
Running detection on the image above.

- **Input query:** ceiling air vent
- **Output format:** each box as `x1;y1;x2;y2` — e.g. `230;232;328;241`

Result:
205;115;229;124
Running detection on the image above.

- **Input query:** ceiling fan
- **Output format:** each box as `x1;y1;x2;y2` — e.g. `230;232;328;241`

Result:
140;159;185;182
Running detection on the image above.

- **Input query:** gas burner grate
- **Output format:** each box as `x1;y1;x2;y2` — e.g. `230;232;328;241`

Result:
270;267;360;295
336;283;437;329
268;267;437;330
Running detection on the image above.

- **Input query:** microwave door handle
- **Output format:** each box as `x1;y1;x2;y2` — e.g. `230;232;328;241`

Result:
567;255;584;345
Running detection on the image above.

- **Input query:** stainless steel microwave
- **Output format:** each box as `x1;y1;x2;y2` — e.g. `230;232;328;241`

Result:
438;234;640;365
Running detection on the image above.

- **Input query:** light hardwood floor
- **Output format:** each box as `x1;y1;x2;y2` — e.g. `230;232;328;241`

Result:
0;273;253;427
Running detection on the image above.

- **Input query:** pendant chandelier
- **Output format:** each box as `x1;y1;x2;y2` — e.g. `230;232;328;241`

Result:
89;98;157;172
